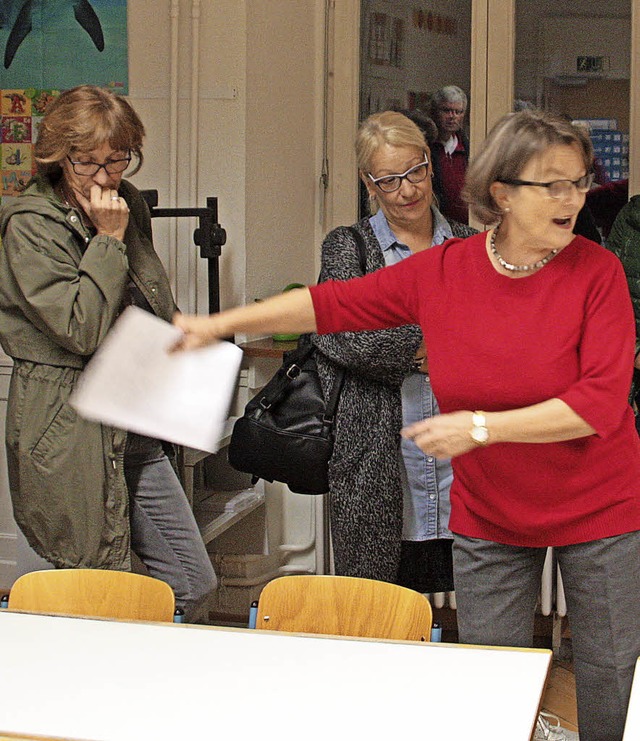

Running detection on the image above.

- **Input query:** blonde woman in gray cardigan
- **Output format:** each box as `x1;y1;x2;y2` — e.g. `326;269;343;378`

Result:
313;111;475;585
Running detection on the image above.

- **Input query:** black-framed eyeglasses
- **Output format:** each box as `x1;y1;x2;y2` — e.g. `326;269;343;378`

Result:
66;154;132;177
367;155;430;193
497;173;594;200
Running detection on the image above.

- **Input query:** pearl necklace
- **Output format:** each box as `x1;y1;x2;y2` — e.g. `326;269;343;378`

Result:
490;222;559;272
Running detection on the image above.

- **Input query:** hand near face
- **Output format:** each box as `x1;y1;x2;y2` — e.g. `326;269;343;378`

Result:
72;184;129;241
402;410;477;459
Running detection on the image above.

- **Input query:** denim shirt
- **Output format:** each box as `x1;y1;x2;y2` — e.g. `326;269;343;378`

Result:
369;207;453;540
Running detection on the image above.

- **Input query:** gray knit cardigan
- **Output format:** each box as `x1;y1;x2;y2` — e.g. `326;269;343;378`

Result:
313;217;476;582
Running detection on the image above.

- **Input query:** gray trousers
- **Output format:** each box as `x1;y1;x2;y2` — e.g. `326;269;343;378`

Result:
16;438;216;623
453;532;640;741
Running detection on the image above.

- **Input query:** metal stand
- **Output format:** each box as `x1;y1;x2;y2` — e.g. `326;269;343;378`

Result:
139;190;227;314
138;191;228;500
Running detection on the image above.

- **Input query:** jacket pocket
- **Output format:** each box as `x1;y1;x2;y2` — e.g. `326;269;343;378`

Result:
31;401;79;470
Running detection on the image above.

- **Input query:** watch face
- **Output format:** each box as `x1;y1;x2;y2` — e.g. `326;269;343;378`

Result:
471;426;489;444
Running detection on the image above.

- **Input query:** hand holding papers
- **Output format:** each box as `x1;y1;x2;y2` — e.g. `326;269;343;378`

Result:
71;306;242;453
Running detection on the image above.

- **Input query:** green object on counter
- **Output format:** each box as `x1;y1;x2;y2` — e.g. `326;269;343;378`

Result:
273;283;305;341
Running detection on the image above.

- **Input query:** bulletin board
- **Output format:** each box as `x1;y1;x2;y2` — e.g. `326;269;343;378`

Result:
0;0;128;203
1;88;59;201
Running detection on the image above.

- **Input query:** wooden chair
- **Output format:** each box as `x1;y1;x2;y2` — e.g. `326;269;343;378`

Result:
255;574;433;641
7;568;176;622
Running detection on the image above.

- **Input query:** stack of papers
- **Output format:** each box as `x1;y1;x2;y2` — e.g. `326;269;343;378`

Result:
71;306;243;453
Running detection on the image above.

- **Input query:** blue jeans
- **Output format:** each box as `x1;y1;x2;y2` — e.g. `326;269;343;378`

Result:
123;435;217;621
453;532;640;741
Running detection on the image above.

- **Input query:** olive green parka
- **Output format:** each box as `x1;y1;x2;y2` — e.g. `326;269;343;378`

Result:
0;174;177;569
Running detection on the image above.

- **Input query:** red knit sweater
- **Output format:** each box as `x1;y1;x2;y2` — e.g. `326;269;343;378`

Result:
310;231;640;546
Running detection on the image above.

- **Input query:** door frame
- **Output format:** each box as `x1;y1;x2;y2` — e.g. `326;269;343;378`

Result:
325;0;639;235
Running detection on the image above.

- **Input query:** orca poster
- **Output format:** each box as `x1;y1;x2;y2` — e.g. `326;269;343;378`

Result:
0;0;128;93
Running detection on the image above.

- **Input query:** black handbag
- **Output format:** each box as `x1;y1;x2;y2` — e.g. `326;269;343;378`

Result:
228;226;367;495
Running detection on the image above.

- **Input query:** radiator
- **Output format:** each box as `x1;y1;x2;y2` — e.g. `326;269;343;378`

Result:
426;591;457;609
425;547;563;616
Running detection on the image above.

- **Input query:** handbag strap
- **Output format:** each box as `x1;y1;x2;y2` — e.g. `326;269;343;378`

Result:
259;227;368;419
257;340;316;410
321;225;369;422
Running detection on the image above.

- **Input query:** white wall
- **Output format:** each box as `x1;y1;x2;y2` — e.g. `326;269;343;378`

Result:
126;0;325;317
245;1;324;302
360;0;472;116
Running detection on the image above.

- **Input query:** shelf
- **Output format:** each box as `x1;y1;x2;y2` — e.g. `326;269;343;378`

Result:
182;416;239;468
194;483;265;544
237;338;298;359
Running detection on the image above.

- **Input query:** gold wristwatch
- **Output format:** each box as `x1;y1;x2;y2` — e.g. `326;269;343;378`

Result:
470;411;489;446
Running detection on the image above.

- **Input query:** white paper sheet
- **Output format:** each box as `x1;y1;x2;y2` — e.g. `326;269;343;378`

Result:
70;306;243;453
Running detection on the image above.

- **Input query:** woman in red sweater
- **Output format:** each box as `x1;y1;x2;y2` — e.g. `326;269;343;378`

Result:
175;110;640;741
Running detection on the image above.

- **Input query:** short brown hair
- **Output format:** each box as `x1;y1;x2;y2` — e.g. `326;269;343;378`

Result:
35;85;145;177
463;109;593;224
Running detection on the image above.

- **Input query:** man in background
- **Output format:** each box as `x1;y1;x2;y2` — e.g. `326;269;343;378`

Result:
429;85;469;224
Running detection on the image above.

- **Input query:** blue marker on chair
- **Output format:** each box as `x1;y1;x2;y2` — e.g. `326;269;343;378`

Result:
248;600;259;629
430;621;442;642
0;594;8;609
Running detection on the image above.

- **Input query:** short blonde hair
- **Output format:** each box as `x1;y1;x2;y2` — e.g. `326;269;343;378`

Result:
35;85;145;177
356;111;429;214
463;109;593;224
356;111;427;173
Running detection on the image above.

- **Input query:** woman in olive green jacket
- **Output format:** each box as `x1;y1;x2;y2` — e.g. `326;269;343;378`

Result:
0;86;216;620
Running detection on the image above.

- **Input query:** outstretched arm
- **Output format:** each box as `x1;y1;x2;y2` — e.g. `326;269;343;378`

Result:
172;286;316;350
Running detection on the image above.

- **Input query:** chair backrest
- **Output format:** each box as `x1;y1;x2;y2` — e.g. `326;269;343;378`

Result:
7;569;176;622
255;574;432;641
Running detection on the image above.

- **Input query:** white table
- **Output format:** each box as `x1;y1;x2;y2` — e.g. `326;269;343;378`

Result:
0;611;551;741
624;658;640;738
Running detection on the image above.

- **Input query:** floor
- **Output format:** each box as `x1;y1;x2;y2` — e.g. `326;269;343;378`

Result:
544;658;579;733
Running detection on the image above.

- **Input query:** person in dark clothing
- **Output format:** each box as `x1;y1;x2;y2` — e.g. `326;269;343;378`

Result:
428;86;470;223
574;203;602;244
587;179;629;240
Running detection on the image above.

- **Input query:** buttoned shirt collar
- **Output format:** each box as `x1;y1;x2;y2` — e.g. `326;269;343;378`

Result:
370;205;453;256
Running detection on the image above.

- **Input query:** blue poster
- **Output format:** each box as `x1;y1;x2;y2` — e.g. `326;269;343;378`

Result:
0;0;128;93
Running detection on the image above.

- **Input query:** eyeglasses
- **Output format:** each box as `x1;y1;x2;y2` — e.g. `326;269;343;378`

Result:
66;154;132;177
439;107;465;116
368;156;429;193
497;173;594;199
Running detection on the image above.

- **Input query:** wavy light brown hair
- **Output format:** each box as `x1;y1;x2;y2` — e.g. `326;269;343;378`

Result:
463;109;593;224
34;85;145;177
